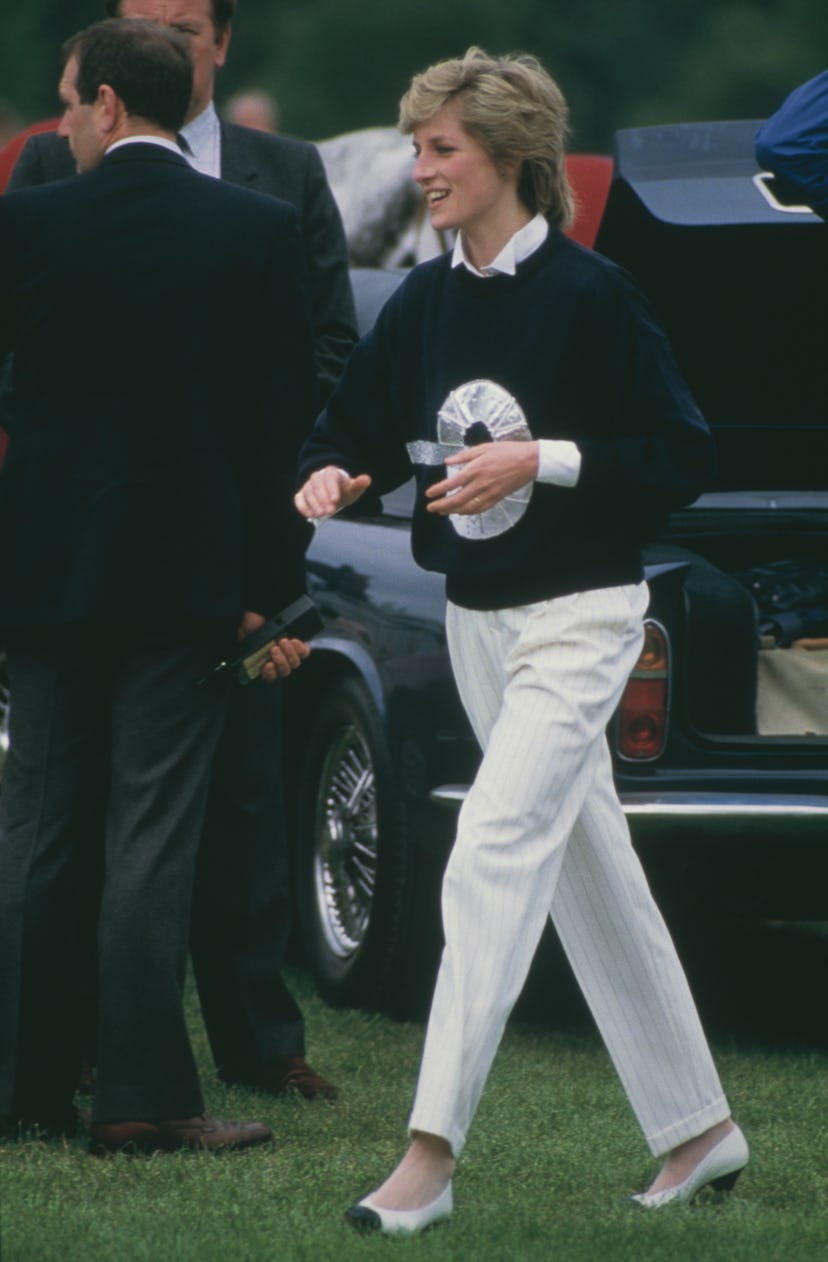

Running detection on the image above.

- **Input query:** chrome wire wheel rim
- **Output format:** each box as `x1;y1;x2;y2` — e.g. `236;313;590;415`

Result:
313;723;378;959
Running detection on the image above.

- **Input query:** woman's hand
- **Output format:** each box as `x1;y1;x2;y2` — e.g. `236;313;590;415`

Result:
425;441;538;516
295;465;372;521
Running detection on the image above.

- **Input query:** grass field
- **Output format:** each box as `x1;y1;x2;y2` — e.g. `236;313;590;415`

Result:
2;920;827;1262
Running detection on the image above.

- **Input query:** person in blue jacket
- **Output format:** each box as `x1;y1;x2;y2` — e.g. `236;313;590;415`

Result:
755;70;828;218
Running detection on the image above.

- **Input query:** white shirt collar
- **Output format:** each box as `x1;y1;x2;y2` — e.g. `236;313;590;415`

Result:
179;101;221;176
451;213;549;277
106;135;182;157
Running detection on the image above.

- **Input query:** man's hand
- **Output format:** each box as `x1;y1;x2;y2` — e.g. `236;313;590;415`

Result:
237;610;267;641
425;441;538;516
261;637;311;681
237;610;310;682
295;465;372;521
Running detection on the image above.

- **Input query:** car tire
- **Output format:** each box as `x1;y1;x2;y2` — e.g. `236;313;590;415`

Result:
296;675;410;1010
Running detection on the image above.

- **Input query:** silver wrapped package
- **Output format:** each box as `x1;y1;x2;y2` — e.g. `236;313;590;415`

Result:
407;378;534;540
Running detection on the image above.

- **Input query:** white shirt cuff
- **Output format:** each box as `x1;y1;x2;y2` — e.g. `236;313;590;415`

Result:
536;439;582;487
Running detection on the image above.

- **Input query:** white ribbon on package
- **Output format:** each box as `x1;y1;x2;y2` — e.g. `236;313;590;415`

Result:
406;378;534;540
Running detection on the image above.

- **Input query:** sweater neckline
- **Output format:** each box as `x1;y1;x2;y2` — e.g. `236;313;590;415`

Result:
449;226;567;290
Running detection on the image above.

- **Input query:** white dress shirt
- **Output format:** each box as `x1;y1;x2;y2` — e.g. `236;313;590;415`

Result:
178;101;222;177
107;135;182;158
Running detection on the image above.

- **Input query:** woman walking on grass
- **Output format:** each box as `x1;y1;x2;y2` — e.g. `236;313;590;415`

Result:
295;46;748;1235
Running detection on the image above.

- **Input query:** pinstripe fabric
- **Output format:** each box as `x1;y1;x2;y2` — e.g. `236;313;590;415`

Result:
408;584;728;1157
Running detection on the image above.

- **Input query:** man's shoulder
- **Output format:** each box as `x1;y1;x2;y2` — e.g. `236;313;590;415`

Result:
7;128;74;189
220;120;318;173
19;128;65;156
0;120;58;191
1;164;84;222
18;129;71;166
184;157;302;235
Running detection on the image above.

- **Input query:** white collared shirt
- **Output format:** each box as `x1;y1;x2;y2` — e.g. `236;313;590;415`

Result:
451;212;549;277
451;213;581;488
178;101;221;177
106;135;182;157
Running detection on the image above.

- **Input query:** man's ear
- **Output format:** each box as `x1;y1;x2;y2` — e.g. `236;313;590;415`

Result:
96;82;121;134
214;24;231;70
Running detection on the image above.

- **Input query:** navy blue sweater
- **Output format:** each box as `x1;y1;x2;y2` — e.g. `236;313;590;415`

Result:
300;230;714;610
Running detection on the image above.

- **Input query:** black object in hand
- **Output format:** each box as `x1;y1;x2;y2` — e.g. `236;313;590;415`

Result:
198;595;324;686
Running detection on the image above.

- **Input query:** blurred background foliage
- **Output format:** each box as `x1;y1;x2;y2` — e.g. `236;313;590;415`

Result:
2;0;828;150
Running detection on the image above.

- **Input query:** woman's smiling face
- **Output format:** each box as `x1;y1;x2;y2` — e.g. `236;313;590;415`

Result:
412;100;520;240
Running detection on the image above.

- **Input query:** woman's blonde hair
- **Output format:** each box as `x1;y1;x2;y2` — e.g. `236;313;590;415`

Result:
399;46;574;229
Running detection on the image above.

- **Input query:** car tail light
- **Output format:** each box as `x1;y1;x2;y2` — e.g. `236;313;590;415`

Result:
617;620;669;761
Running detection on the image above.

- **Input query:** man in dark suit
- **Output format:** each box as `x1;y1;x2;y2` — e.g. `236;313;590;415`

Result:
0;18;315;1152
9;1;355;408
7;0;357;1101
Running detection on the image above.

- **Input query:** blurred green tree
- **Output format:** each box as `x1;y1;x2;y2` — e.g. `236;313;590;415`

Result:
0;1;100;123
1;0;827;150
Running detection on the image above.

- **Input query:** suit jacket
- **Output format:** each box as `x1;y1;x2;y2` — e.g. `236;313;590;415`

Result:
0;119;61;193
0;143;314;627
7;122;357;405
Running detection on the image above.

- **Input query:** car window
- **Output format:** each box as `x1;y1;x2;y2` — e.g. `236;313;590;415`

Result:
350;267;408;337
380;478;415;520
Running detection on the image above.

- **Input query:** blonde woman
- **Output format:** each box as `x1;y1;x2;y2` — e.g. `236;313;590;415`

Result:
296;48;748;1235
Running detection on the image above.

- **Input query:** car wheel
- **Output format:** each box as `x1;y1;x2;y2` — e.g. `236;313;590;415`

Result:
296;675;409;1009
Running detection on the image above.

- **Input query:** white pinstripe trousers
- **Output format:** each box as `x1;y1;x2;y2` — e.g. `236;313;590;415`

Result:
408;584;729;1158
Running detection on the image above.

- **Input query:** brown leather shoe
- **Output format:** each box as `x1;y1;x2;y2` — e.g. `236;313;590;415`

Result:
88;1112;272;1155
230;1056;339;1100
269;1056;339;1100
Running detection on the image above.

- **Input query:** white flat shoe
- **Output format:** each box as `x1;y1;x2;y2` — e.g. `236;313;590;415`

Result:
345;1181;453;1234
631;1124;749;1208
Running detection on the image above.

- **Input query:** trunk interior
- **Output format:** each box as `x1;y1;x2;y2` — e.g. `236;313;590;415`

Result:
650;501;828;741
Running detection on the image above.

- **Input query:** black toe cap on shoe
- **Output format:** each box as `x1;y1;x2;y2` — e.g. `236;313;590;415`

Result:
345;1205;382;1231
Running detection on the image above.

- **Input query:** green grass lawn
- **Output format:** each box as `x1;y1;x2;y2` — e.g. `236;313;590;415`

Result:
2;952;827;1262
